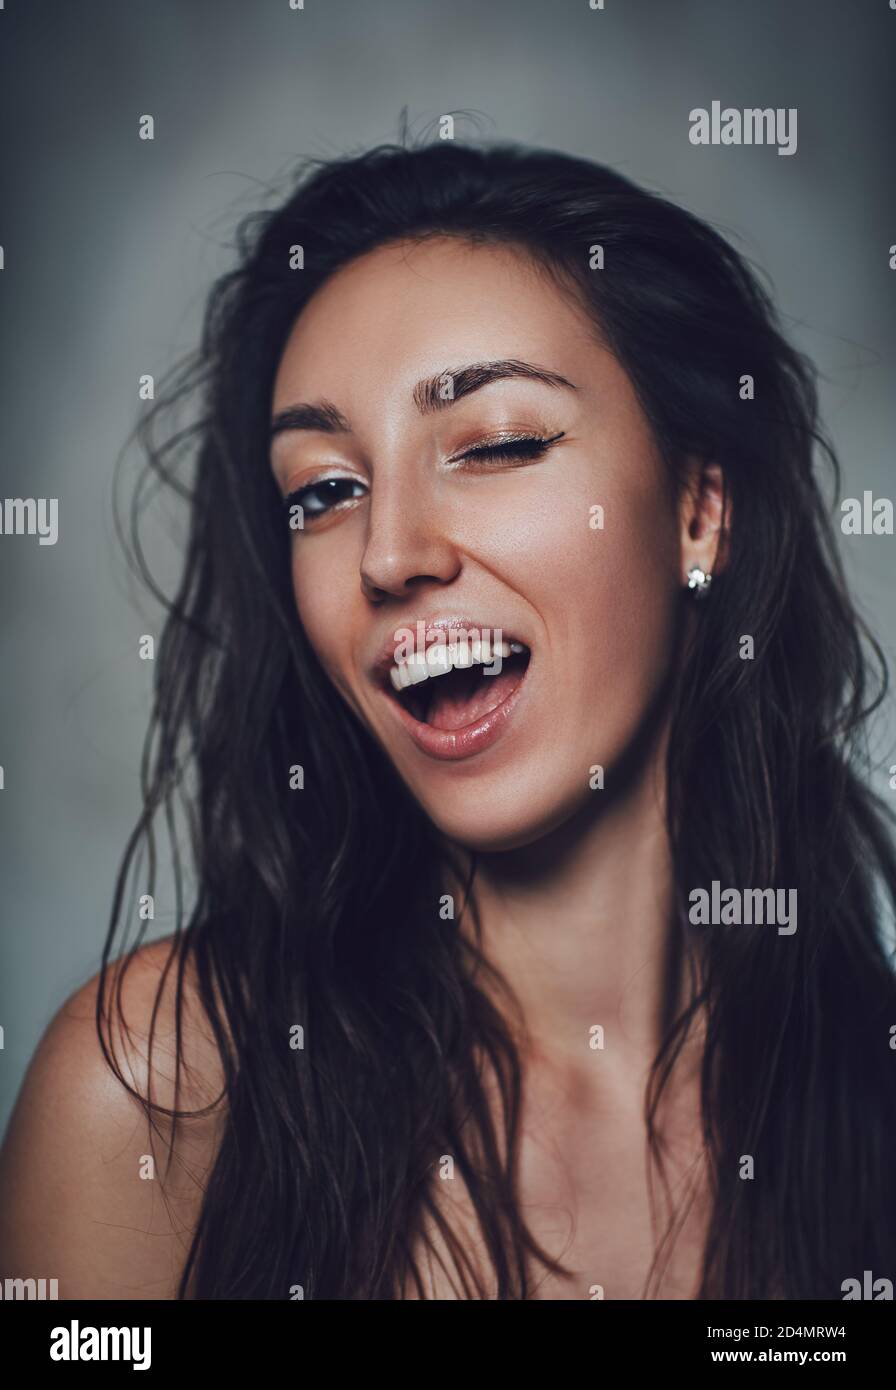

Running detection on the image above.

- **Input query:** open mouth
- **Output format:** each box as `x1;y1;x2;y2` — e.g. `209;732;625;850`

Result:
389;641;532;731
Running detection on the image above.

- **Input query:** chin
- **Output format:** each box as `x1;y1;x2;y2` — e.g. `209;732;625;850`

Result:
420;781;593;855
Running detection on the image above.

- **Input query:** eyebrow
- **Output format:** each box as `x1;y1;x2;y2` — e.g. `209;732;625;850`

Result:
269;400;351;439
269;358;577;440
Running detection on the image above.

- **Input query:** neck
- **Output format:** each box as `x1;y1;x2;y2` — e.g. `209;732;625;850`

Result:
455;716;692;1087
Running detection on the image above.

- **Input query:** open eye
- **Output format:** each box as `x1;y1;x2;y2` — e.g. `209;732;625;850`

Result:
284;476;367;519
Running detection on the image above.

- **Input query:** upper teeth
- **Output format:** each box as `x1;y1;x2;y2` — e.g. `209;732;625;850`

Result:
389;639;526;692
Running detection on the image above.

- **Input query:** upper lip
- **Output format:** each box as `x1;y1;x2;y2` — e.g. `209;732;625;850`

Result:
368;615;530;691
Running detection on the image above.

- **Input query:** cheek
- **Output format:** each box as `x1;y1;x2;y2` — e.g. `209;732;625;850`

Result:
478;455;681;762
561;483;680;762
290;542;360;702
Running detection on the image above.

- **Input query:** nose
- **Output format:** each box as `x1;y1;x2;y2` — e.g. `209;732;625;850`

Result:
359;475;461;602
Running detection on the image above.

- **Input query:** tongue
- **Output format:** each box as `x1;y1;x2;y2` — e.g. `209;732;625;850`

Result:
425;663;522;732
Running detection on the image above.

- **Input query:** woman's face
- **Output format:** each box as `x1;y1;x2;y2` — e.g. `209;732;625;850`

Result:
270;236;684;851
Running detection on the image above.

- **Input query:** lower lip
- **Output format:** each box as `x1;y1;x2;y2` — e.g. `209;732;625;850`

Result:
381;661;530;762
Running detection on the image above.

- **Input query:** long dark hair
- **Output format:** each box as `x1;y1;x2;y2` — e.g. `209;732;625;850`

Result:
98;137;896;1299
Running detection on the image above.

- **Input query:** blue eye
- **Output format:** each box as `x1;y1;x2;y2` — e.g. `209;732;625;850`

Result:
284;477;367;519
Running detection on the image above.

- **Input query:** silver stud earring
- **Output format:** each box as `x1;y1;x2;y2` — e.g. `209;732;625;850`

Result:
686;565;713;598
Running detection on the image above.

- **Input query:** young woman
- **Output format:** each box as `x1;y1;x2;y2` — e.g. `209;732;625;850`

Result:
2;139;895;1300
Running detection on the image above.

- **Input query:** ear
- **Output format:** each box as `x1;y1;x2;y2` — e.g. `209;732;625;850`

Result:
678;457;730;584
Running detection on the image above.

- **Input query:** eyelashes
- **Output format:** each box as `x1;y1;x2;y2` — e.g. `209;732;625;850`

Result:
283;432;566;523
447;431;566;469
284;476;365;520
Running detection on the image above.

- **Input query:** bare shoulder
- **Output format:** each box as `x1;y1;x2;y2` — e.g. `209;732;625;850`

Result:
0;935;229;1299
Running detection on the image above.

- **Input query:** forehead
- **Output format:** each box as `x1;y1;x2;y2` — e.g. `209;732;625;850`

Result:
271;236;599;406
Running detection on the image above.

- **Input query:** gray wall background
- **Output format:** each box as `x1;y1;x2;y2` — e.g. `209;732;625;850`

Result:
1;0;894;1133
